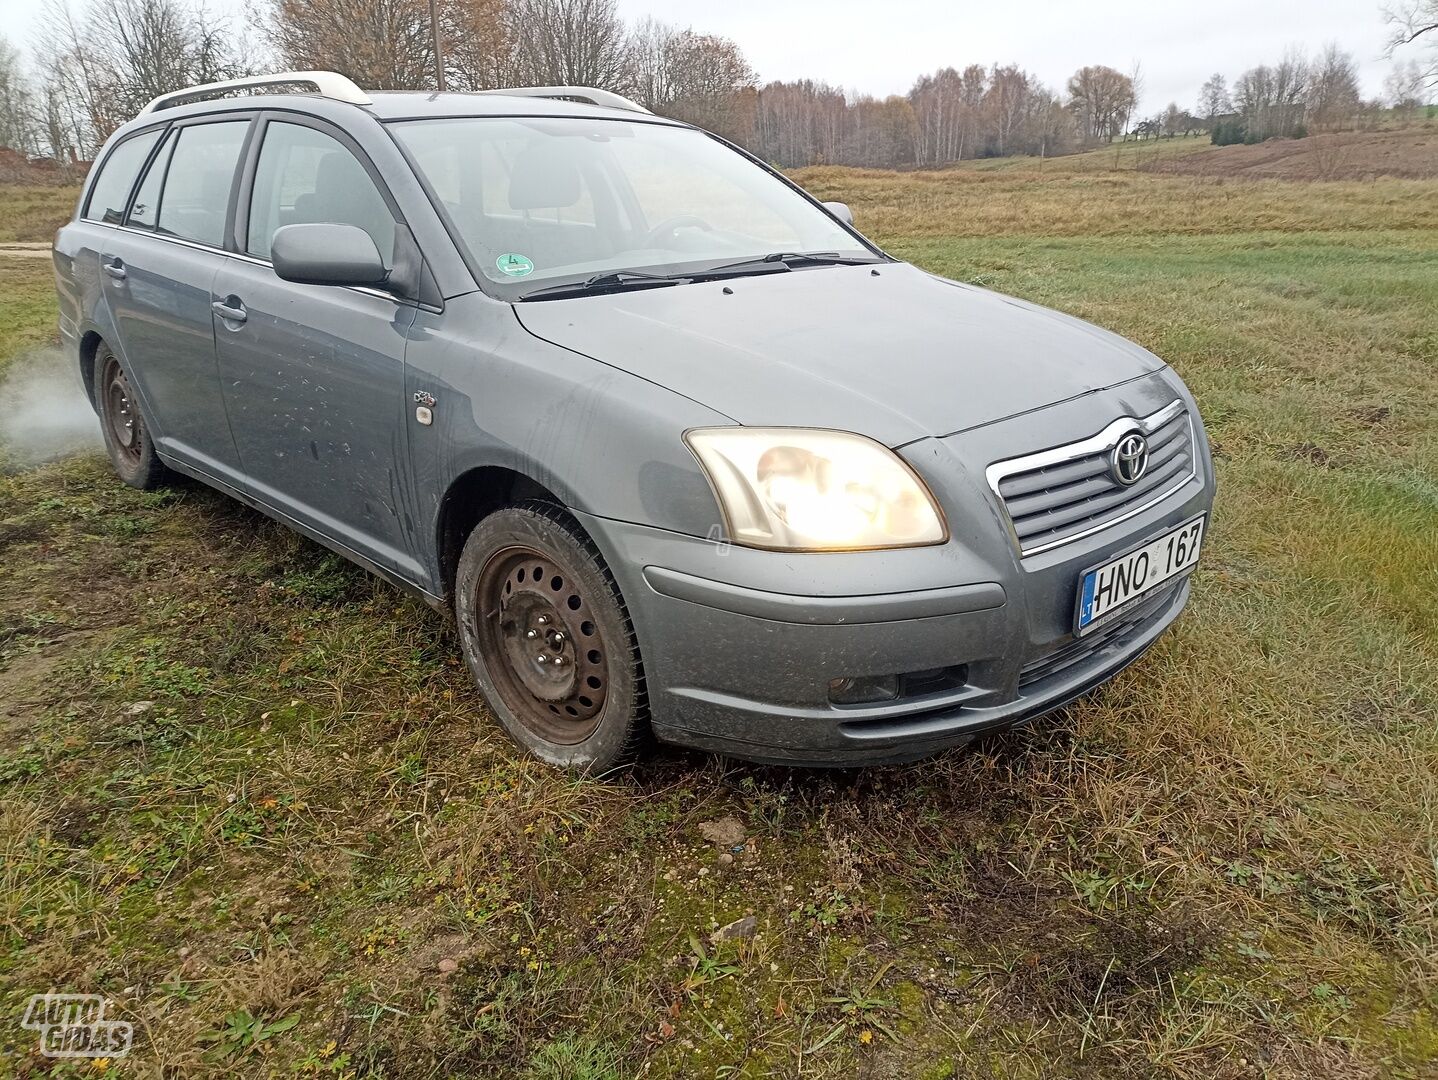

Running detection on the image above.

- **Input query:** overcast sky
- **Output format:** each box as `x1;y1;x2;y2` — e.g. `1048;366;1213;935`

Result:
614;0;1399;113
3;0;1405;115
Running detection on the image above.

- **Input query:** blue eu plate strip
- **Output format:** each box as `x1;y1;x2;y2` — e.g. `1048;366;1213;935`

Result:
1078;571;1097;628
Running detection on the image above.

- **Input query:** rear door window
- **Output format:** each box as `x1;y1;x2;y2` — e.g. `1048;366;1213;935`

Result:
156;121;249;248
83;128;163;224
246;121;395;265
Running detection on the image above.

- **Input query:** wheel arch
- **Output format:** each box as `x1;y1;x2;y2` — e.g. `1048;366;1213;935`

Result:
435;465;571;601
79;330;104;408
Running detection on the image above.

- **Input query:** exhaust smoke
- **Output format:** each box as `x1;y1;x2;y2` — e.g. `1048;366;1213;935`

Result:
0;347;102;468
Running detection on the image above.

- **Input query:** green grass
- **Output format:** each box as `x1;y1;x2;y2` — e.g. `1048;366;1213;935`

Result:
0;157;1435;1078
0;260;60;375
0;184;79;245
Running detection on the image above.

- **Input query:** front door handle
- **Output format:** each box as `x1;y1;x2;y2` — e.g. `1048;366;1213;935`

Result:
211;298;247;324
103;258;126;280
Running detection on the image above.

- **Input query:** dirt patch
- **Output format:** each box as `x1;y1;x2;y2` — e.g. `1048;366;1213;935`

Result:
1347;405;1392;426
1287;442;1332;467
0;246;54;260
1142;128;1438;181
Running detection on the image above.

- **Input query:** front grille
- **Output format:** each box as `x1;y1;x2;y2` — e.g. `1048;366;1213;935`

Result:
1018;581;1178;689
989;401;1196;556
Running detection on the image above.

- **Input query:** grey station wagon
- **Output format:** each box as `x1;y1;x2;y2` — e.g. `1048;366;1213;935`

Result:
54;71;1215;770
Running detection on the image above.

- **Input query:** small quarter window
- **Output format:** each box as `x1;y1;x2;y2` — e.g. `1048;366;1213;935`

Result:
126;130;176;230
246;122;395;264
157;121;249;248
83;128;163;224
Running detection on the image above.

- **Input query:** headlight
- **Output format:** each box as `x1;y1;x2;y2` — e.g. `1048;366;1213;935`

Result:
685;428;947;551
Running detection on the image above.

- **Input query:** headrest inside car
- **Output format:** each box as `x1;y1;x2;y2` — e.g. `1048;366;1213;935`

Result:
508;141;583;210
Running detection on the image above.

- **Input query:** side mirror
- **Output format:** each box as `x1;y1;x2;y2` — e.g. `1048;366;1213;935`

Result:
271;223;388;287
823;201;854;226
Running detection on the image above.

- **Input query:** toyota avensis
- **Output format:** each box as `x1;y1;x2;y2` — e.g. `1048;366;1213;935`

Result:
54;72;1215;770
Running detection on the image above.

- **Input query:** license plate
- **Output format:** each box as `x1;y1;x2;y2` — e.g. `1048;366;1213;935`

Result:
1076;515;1205;634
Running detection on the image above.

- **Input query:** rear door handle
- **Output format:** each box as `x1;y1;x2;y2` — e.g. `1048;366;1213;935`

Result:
211;298;247;324
103;258;126;280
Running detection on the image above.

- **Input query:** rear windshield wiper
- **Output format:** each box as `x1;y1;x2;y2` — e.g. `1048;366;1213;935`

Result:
692;251;881;279
518;269;688;301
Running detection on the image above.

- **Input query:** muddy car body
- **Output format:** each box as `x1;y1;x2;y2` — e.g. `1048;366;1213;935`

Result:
53;72;1216;768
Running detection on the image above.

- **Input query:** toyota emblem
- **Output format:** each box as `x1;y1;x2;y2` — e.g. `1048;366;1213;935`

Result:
1110;432;1149;486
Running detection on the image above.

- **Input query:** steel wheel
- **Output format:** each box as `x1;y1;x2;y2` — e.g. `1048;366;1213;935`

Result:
94;344;168;490
454;502;648;770
102;354;142;464
476;548;610;743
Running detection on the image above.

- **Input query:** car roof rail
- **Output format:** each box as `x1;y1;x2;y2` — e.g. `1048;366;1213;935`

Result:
477;86;652;115
138;70;373;115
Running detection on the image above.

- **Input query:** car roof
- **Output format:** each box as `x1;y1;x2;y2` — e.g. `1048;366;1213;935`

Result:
113;90;686;134
362;91;679;124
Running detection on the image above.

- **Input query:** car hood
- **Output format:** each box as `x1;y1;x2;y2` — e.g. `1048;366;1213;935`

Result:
512;261;1165;447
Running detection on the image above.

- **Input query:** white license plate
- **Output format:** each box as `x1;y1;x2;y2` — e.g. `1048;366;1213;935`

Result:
1076;515;1205;634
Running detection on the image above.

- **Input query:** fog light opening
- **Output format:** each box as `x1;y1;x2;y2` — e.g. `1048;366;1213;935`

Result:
828;674;900;706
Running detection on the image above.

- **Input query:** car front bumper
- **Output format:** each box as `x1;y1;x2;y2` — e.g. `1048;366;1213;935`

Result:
575;374;1216;766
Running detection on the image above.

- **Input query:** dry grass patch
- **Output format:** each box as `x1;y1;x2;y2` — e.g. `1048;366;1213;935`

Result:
0;184;79;245
795;166;1438;239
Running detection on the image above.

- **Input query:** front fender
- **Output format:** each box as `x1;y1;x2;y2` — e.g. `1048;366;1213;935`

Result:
403;293;732;584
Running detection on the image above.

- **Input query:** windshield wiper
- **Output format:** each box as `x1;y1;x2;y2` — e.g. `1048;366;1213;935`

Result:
692;251;880;279
519;269;688;301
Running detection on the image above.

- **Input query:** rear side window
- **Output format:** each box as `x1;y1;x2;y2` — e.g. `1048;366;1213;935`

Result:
126;130;176;230
246;121;395;264
83;129;163;224
157;121;249;248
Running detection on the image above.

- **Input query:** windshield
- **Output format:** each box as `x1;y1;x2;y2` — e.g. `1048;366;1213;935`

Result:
389;116;879;296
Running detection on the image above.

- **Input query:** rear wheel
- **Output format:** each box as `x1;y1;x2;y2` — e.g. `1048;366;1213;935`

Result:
96;346;168;490
455;502;648;771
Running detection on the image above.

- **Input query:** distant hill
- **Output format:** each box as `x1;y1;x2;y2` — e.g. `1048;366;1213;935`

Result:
1140;127;1438;181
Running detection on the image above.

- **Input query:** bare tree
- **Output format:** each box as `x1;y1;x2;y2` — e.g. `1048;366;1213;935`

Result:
1198;72;1231;119
1064;64;1135;142
266;0;508;91
984;64;1035;156
0;36;39;155
504;0;631;91
31;0;252;154
1306;43;1361;130
1233;50;1309;139
1384;1;1438;85
444;0;511;90
267;0;436;90
627;19;755;141
907;64;987;164
1384;58;1431;117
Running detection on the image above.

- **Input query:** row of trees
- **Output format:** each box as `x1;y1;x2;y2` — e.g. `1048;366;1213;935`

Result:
1191;46;1363;144
1;0;1435;171
753;66;1077;169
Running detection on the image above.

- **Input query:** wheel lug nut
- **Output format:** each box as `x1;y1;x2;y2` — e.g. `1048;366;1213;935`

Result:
536;654;549;664
525;629;538;639
551;631;565;643
537;615;549;625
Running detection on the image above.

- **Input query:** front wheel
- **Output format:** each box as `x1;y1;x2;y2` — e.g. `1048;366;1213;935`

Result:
454;502;648;771
95;345;169;490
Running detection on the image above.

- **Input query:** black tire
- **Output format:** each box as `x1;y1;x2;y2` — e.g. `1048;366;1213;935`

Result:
95;345;169;490
454;501;649;771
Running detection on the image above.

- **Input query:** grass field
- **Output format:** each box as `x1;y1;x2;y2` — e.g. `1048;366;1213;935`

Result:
0;151;1435;1078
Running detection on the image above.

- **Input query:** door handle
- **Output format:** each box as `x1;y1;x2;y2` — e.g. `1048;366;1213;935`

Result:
103;258;126;280
211;298;247;323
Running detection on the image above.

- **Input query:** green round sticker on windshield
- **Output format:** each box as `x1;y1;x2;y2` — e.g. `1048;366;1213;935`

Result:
496;253;535;278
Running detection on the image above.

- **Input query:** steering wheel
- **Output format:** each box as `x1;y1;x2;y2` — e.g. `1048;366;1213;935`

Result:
643;215;713;248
